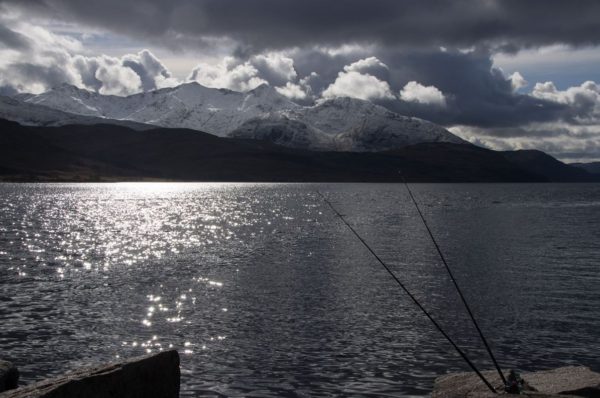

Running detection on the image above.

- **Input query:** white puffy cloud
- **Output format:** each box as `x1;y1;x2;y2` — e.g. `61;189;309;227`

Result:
399;81;447;106
275;72;321;101
0;19;81;93
188;51;299;92
344;56;388;74
68;50;179;96
321;58;395;101
0;18;178;96
322;71;395;101
532;80;600;124
251;52;297;85
532;80;600;104
92;57;143;96
509;71;527;91
316;43;377;57
275;82;307;100
187;56;267;92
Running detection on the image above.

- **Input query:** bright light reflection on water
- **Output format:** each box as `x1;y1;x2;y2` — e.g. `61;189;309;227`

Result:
1;183;600;397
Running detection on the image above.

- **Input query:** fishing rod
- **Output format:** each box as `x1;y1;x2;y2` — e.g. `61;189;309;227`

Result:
399;173;507;385
316;191;497;394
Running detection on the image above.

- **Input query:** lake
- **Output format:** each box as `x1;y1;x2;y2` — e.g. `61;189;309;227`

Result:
1;183;599;397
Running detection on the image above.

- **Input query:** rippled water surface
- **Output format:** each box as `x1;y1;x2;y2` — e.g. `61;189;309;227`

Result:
1;183;599;396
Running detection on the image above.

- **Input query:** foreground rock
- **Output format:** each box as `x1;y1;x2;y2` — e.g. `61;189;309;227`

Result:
433;366;600;397
0;361;19;392
0;350;179;398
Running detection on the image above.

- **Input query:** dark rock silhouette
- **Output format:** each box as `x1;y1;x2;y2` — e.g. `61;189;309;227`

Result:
0;360;19;392
0;119;597;182
0;351;180;398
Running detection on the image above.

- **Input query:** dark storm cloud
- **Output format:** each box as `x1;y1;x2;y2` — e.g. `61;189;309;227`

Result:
4;0;600;52
292;50;369;92
375;49;569;128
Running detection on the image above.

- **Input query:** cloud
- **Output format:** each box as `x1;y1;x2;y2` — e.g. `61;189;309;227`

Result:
187;52;301;93
321;57;395;101
187;56;266;91
343;56;389;79
532;80;600;122
449;79;600;161
0;20;83;93
7;1;600;54
93;57;142;96
250;52;297;86
275;82;307;100
451;123;600;162
0;24;30;49
377;49;567;128
399;81;446;106
122;49;178;91
261;47;565;128
509;71;527;91
273;71;319;103
0;16;179;95
322;70;395;101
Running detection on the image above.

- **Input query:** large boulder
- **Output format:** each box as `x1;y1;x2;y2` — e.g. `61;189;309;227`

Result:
0;350;180;398
0;360;19;392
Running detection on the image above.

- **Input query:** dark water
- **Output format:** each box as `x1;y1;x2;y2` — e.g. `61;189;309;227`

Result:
1;183;599;397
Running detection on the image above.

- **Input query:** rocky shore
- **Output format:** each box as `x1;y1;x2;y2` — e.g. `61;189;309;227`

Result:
433;366;600;397
3;353;599;397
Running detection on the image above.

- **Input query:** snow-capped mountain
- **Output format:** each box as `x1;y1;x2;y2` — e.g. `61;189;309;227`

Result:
15;82;299;135
11;82;465;151
230;115;335;150
233;97;463;151
0;95;150;130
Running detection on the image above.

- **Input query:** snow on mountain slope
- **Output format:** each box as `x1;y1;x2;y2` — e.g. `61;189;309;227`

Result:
20;83;299;137
17;83;466;151
0;95;150;130
231;97;464;151
310;97;464;151
230;115;334;150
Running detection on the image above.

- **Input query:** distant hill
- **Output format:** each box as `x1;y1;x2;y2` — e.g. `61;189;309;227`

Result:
571;161;600;175
502;150;597;182
1;119;597;182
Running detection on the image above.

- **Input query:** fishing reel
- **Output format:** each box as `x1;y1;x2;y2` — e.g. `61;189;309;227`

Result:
504;369;525;394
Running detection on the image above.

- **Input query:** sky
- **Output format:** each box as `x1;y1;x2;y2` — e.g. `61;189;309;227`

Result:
1;1;600;161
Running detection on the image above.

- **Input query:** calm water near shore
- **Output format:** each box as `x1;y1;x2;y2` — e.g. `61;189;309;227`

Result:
1;183;599;397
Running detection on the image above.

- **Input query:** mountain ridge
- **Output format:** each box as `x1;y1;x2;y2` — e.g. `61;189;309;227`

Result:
9;82;464;152
1;118;597;183
0;95;152;130
571;161;600;175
